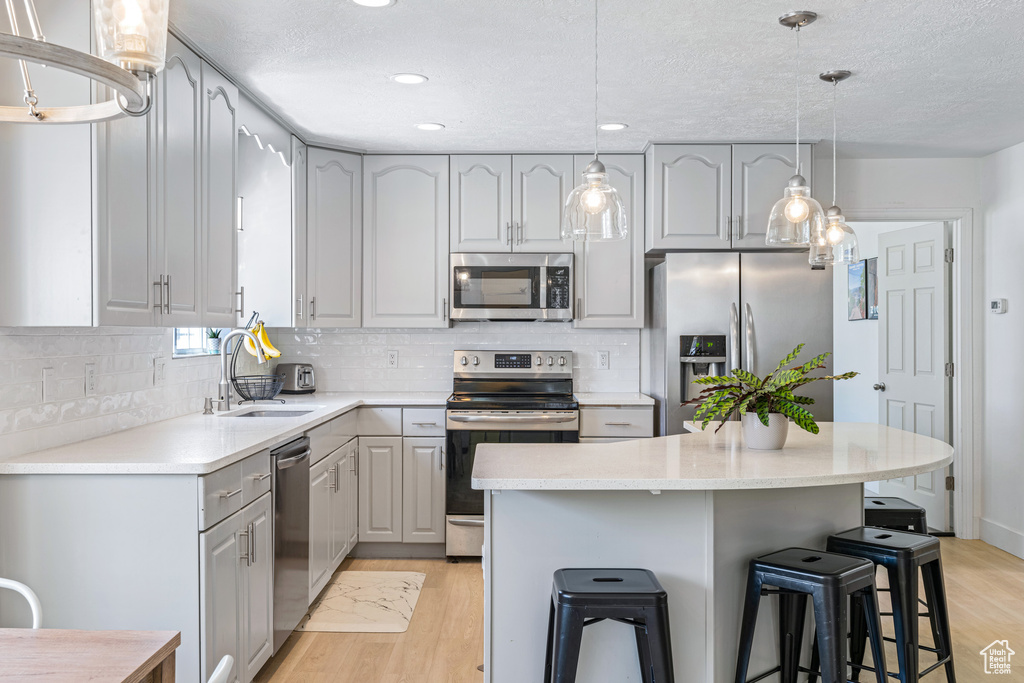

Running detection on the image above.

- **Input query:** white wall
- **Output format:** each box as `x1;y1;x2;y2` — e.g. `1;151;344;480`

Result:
979;140;1024;557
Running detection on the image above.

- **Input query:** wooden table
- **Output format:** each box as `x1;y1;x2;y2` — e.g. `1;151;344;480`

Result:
0;629;180;682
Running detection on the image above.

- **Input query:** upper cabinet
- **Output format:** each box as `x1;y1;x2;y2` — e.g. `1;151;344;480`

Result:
291;138;308;328
572;154;645;329
645;143;812;252
307;147;362;328
450;154;574;253
363;155;450;328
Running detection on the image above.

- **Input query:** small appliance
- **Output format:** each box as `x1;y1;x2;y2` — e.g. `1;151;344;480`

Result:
278;363;316;394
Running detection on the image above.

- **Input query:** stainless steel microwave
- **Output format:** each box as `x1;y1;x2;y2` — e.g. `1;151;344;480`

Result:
450;253;573;321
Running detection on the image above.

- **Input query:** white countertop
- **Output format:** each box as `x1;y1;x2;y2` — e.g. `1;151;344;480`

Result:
0;393;449;475
575;393;654;407
472;422;953;491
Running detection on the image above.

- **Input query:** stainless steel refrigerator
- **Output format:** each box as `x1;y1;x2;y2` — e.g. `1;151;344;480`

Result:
648;252;833;436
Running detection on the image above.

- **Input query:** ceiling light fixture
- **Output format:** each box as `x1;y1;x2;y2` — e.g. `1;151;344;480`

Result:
0;0;168;123
598;123;628;131
766;11;826;247
352;0;396;7
415;122;444;131
390;73;427;84
561;0;627;242
809;70;860;267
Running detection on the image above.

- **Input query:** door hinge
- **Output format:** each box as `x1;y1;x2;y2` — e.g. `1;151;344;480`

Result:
945;475;955;491
945;362;954;377
944;248;954;263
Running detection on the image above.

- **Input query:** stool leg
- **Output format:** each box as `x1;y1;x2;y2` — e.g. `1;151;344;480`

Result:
808;630;820;683
849;591;868;682
734;569;764;683
551;602;585;683
544;599;556;683
634;621;654;683
921;557;956;683
811;585;849;683
887;563;921;683
645;602;675;683
859;587;888;683
778;592;808;683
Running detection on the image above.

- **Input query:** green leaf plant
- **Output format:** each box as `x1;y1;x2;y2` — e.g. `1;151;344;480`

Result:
683;343;858;435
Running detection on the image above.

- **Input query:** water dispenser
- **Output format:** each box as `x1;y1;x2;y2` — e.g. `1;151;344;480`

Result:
679;335;727;404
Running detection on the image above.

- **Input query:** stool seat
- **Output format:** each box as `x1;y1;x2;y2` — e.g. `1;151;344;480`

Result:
553;568;666;606
829;527;941;565
864;497;928;534
754;548;876;591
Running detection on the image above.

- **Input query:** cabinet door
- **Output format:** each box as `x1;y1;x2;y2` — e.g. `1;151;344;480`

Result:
572;154;644;329
512;155;574;253
307;147;362;328
309;453;333;600
347;441;359;550
200;510;243;683
329;448;349;568
242;493;273;682
358;436;403;542
200;62;240;327
291;137;309;327
94;84;156;326
731;143;812;249
155;34;203;326
363;155;449;328
450;155;512;252
645;144;731;251
401;437;446;544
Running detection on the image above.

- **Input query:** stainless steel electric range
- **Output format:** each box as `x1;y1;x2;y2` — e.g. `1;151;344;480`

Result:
445;349;578;557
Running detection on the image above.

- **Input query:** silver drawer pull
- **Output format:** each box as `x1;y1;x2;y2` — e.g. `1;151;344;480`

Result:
449;518;485;527
220;487;243;499
251;472;271;482
604;422;633;426
412;421;437;427
449;413;576;424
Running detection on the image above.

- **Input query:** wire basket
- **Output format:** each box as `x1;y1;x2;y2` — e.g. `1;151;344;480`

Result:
232;374;286;403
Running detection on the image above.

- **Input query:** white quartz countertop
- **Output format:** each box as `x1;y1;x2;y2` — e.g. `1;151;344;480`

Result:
575;393;654;406
0;393;449;475
472;422;953;491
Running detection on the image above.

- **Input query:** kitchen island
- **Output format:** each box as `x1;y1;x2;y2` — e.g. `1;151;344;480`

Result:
473;422;953;683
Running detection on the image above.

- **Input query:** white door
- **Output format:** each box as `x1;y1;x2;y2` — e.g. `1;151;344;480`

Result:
402;438;446;544
450;155;513;252
730;144;812;250
877;222;951;531
358;437;403;542
308;453;333;600
645;145;731;251
242;493;273;681
512;155;574;253
200;511;243;683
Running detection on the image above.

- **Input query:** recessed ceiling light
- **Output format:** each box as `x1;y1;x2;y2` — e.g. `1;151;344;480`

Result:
415;123;445;131
599;123;628;131
352;0;395;6
391;73;428;85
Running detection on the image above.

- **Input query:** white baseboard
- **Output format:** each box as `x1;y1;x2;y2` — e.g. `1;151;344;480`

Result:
980;517;1024;560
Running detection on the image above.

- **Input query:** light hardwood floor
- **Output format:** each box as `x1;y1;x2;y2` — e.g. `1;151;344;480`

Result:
255;539;1023;682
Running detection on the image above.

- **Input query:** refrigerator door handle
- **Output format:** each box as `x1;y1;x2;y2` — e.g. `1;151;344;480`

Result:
745;303;756;374
729;302;740;372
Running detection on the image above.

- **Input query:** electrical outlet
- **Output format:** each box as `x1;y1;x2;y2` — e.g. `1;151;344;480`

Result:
41;367;55;402
154;356;167;384
84;363;97;396
387;350;399;368
598;350;610;370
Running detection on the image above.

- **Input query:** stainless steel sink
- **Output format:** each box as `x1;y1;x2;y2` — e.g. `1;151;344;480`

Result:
232;410;315;418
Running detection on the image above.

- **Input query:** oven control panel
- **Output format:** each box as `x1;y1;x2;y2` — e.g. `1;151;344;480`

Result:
453;350;573;378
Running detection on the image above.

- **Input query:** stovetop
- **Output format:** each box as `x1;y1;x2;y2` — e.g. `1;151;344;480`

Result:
446;393;579;412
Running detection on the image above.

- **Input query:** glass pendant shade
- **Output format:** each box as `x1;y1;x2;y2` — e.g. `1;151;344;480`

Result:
809;206;859;266
766;174;825;246
93;0;170;74
562;158;627;241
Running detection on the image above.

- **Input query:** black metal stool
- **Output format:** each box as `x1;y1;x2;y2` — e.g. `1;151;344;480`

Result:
543;568;674;683
864;497;928;534
735;548;887;683
823;527;956;683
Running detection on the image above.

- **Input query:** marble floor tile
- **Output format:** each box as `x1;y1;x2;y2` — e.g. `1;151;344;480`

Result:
298;571;426;633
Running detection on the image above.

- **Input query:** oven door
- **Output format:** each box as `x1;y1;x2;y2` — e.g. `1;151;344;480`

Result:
450;253;573;321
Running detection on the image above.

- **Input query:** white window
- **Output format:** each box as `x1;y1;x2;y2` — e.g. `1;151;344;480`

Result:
173;328;220;358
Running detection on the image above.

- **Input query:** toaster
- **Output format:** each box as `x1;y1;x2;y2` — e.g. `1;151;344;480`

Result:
278;363;316;394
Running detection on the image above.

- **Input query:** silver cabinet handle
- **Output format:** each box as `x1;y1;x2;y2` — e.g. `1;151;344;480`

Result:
310;296;316;321
235;286;245;316
724;217;732;242
250;472;271;482
604;422;633;426
873;383;886;392
237;196;244;232
744;303;756;373
239;525;250;566
220;487;242;499
506;222;512;246
438;447;444;472
248;521;255;565
442;298;448;321
328;465;337;491
729;303;740;371
153;275;164;311
296;295;303;320
448;413;577;424
517;222;523;245
277;448;310;470
412;421;437;426
578;297;583;319
736;214;743;240
449;518;484;527
164;274;171;314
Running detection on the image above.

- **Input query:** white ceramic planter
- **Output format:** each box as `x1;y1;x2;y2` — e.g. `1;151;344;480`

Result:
206;337;221;354
741;413;790;450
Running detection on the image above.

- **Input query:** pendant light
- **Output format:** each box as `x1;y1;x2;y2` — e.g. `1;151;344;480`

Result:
766;11;825;247
809;70;860;266
561;0;627;242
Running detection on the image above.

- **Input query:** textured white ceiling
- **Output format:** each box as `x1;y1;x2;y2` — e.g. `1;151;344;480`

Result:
169;0;1024;156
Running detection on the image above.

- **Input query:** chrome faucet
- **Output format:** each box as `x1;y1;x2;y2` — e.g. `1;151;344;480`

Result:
217;328;266;412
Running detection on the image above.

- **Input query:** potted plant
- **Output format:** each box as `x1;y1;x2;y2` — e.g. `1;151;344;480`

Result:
205;328;222;354
685;343;858;450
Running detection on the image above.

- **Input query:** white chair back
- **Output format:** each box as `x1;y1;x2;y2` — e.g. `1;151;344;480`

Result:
207;654;234;683
0;578;41;629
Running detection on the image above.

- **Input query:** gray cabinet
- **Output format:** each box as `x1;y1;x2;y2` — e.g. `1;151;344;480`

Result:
241;493;273;682
401;437;446;544
200;508;243;683
307;147;362;328
329;441;354;567
363;155;450;327
513;155;575;253
572;154;645;329
291;137;309;328
358;436;403;542
309;437;356;602
346;444;359;550
450;155;513;252
730;144;811;249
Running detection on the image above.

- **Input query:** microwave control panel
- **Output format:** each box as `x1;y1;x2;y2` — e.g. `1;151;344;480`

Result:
547;267;571;309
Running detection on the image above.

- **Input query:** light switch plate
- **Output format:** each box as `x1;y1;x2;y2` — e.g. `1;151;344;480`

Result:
41;367;55;402
84;363;96;396
153;356;167;384
387;350;399;368
598;350;610;370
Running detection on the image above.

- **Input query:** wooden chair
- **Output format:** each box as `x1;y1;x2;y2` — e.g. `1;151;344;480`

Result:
0;578;41;629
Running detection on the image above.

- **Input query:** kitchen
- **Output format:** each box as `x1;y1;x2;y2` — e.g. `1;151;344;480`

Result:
0;1;1022;682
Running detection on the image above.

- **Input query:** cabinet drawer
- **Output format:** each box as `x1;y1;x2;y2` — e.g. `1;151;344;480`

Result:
308;410;356;465
579;407;653;438
198;461;243;530
357;407;403;436
241;449;272;506
402;408;446;436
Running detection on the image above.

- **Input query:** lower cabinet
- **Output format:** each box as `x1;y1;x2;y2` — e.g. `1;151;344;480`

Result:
402;437;446;544
200;491;273;683
358;435;446;544
310;437;358;603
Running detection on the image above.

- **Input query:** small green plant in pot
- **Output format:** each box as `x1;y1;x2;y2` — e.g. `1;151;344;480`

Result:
205;328;222;354
685;343;858;450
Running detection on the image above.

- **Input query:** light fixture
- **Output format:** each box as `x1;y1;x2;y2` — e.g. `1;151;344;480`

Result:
809;70;860;267
415;122;444;131
766;11;826;247
0;0;168;123
598;122;628;131
352;0;395;6
561;0;627;242
390;73;427;84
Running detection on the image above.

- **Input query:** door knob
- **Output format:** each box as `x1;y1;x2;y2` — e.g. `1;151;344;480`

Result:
873;383;886;391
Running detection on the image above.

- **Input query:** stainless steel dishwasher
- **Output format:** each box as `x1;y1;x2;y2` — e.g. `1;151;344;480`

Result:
271;436;310;653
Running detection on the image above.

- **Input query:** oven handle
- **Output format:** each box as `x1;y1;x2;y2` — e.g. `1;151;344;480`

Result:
448;518;485;527
447;413;577;424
